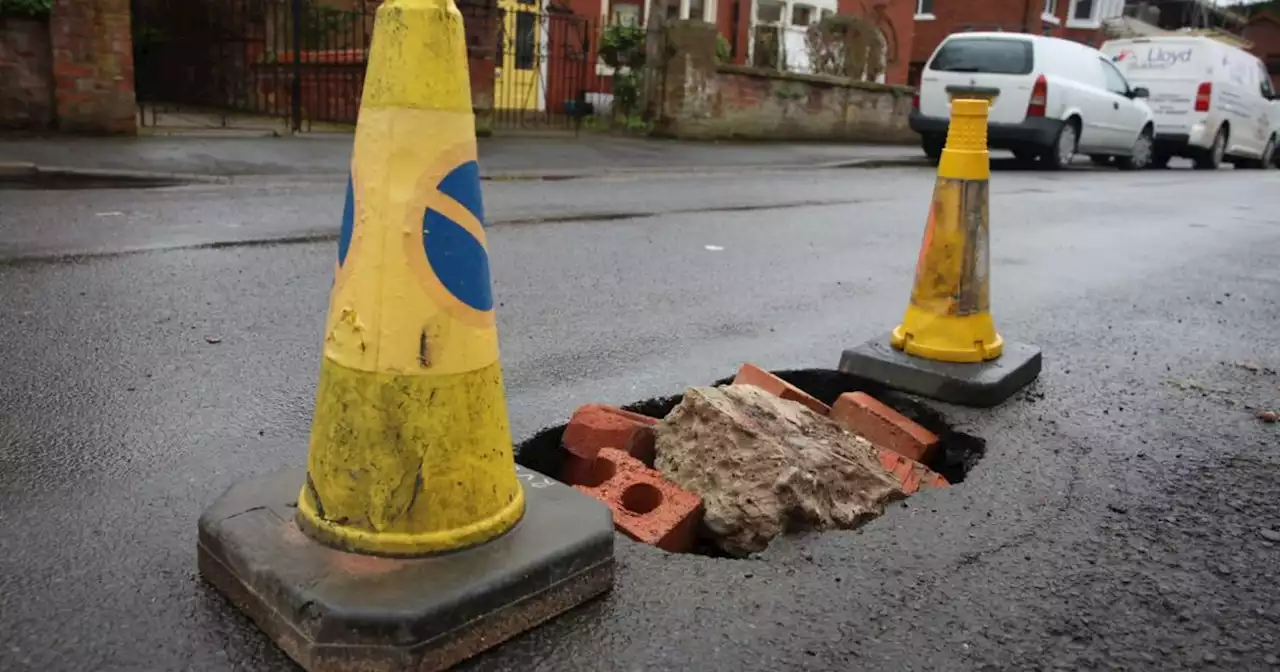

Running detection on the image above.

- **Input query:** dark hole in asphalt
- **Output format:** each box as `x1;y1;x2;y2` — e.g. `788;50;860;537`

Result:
513;367;987;557
0;172;188;190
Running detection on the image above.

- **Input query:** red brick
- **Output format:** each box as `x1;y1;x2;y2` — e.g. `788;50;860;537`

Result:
831;392;939;463
574;449;704;553
561;404;658;464
877;449;948;495
731;363;831;415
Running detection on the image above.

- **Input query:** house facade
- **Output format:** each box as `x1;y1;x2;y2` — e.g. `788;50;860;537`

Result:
906;0;1263;87
531;0;919;117
908;0;1128;85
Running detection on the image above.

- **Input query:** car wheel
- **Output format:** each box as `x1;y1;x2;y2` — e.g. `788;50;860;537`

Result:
1013;150;1039;166
1117;127;1154;171
922;136;943;161
1089;154;1112;166
1041;120;1078;171
1193;126;1226;170
1259;136;1276;171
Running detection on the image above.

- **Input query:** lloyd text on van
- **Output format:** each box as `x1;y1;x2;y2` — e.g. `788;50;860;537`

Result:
1116;46;1194;71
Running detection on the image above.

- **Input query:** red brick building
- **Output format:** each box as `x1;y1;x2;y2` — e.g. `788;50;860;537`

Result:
1243;11;1280;90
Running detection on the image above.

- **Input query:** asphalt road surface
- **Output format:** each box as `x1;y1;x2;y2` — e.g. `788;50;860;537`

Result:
2;162;1278;671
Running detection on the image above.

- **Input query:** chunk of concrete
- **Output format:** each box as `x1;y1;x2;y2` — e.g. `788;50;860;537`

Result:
653;385;904;557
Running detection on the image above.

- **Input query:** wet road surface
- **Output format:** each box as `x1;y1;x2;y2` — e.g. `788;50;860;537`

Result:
2;164;1278;670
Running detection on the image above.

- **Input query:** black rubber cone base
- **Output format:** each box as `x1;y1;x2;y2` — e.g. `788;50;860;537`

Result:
197;466;615;672
839;331;1042;408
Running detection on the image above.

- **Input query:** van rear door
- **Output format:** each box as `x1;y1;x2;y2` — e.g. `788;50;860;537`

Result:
1101;38;1211;135
921;36;1036;125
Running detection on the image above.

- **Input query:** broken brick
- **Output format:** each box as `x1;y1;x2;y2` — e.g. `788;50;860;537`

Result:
574;448;703;553
562;403;658;464
731;362;831;415
877;449;948;495
832;392;939;463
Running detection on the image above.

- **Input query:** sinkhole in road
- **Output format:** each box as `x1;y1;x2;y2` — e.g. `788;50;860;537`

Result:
513;367;987;558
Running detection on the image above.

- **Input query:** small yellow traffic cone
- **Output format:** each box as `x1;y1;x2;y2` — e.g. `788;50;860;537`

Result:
197;2;614;670
890;98;1002;364
838;98;1040;408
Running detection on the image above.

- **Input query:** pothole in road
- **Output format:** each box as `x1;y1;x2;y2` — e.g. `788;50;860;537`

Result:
514;368;987;559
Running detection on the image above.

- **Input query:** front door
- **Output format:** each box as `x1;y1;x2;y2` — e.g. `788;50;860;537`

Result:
495;0;544;112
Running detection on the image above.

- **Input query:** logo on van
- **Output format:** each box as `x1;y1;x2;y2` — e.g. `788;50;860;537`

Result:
1125;46;1194;71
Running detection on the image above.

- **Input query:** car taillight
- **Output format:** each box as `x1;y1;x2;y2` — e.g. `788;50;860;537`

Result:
1195;82;1212;112
1027;75;1048;118
912;91;920;109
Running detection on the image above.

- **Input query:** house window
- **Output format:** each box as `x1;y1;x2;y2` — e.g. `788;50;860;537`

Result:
611;1;641;26
1042;0;1058;17
916;0;934;17
660;0;716;21
1072;0;1093;20
757;0;784;23
792;4;814;27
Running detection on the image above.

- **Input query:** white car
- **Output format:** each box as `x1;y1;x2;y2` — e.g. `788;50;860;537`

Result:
911;32;1157;170
1100;35;1277;170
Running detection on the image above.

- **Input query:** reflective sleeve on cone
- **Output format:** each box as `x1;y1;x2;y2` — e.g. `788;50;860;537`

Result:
891;98;1004;364
296;0;524;557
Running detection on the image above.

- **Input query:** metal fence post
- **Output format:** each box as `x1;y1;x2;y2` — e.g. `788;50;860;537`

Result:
291;0;304;132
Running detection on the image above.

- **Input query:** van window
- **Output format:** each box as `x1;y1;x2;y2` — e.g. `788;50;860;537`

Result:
1099;57;1129;96
928;38;1034;75
1260;62;1276;99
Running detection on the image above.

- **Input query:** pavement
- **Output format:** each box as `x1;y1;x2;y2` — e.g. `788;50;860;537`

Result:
2;162;1279;671
0;134;925;182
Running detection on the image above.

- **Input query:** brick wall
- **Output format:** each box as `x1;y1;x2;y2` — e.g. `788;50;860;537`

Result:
656;20;915;142
909;0;1106;77
49;0;136;134
0;18;55;130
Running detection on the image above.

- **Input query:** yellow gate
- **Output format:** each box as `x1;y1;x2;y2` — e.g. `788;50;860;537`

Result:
495;0;543;112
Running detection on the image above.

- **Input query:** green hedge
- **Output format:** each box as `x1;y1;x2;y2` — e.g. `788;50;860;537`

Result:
0;0;52;19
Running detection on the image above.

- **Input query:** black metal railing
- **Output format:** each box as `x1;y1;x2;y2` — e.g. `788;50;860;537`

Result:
132;0;377;131
131;0;672;133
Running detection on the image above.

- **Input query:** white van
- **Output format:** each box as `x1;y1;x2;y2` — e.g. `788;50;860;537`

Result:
911;33;1157;170
1100;35;1277;169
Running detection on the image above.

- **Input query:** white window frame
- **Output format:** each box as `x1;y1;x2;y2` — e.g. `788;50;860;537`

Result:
666;0;717;22
1066;0;1100;29
915;0;934;21
1042;0;1061;24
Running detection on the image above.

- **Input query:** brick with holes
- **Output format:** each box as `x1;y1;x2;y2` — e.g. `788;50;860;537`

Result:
831;392;940;463
731;362;831;415
573;448;703;553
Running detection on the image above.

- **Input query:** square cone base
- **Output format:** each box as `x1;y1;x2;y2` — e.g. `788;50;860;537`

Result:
839;331;1042;408
197;466;615;672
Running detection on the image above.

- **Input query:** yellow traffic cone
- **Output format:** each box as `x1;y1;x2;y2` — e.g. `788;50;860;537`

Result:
838;98;1040;408
197;2;614;670
890;98;1002;364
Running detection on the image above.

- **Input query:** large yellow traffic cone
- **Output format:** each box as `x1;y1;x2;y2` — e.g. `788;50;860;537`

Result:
295;0;520;556
196;2;614;670
838;98;1040;408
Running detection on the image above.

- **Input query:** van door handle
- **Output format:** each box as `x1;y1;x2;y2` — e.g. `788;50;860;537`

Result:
1113;102;1119;109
